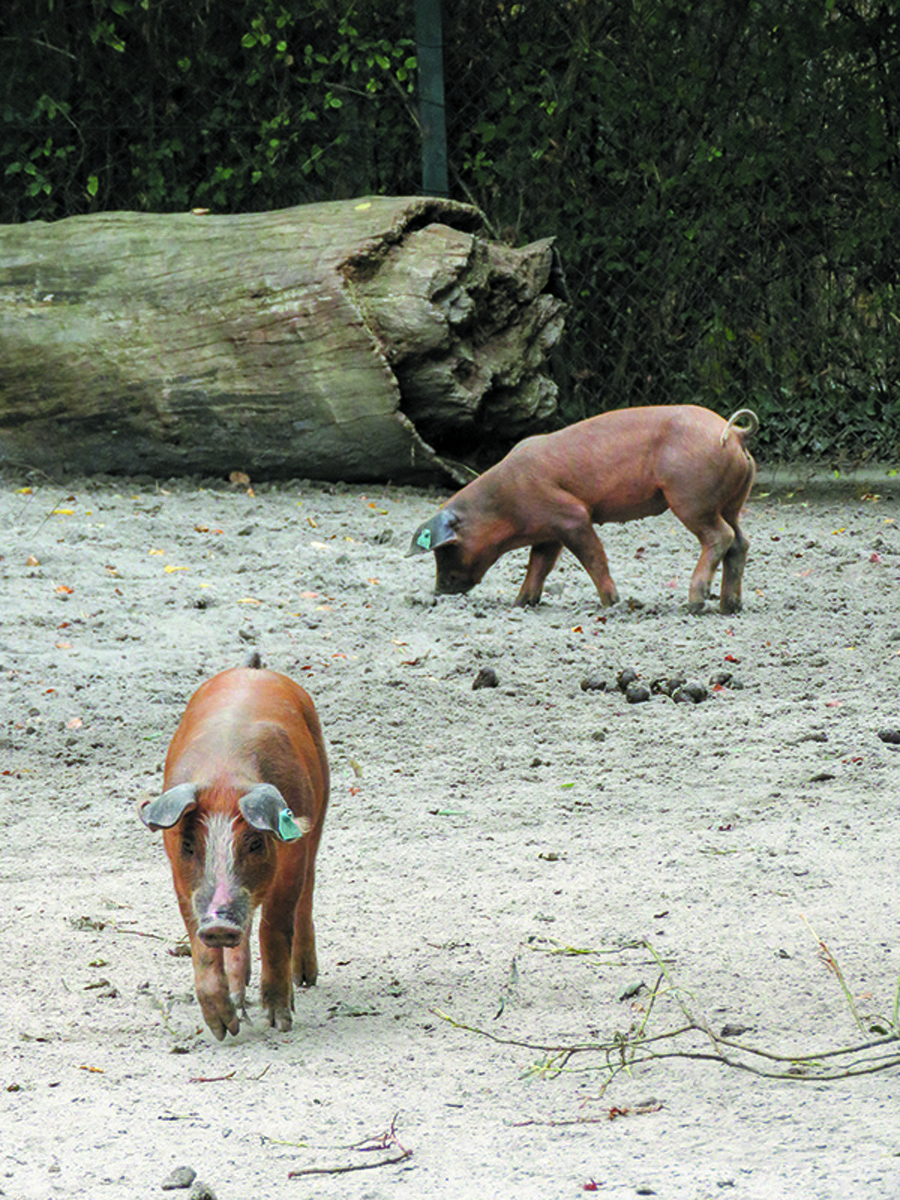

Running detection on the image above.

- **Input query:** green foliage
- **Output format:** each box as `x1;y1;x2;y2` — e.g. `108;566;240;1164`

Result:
0;0;418;219
441;0;900;462
2;0;898;462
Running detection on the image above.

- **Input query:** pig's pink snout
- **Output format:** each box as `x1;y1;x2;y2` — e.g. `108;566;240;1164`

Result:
198;910;244;948
195;876;250;948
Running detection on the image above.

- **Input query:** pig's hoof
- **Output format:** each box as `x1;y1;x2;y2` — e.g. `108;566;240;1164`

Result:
204;1011;238;1040
720;597;743;614
230;994;250;1023
687;600;705;615
268;1005;293;1033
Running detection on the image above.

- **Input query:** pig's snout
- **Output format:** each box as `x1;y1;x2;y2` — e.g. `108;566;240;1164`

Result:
198;911;244;948
434;575;475;595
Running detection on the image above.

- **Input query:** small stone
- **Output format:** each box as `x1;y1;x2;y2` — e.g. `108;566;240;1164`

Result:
189;1182;217;1200
709;670;733;687
673;681;708;704
877;728;900;745
650;675;685;697
616;667;639;691
580;672;608;692
162;1165;197;1190
625;682;650;703
720;1023;753;1039
472;667;499;690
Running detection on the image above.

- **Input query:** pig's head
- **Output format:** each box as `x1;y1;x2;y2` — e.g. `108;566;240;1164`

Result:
139;783;309;948
407;506;496;595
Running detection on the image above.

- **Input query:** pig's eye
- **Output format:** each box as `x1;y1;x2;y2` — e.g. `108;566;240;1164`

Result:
180;833;195;859
246;834;266;855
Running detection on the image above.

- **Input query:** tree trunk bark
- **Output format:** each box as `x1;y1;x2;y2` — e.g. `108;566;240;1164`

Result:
0;196;565;483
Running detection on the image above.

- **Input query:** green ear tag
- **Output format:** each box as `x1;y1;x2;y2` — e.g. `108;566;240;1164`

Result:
278;809;304;841
416;527;432;550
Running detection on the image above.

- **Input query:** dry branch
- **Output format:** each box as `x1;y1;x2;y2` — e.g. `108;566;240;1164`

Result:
434;936;900;1090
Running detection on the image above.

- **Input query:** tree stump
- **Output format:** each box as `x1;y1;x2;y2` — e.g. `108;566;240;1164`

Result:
0;196;565;482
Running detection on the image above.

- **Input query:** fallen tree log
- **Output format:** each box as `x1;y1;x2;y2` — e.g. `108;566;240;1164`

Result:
0;196;565;483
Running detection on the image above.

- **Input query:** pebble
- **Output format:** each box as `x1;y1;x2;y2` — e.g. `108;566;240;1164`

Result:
672;682;708;704
472;666;499;690
580;671;608;692
878;728;900;745
625;682;650;704
162;1166;197;1191
616;667;639;691
650;675;686;697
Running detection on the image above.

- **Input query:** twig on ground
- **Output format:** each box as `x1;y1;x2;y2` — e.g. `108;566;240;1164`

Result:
514;1102;664;1127
433;935;900;1089
287;1114;412;1179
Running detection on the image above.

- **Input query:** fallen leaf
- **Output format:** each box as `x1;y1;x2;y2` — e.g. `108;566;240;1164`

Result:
26;554;40;567
66;718;83;730
229;471;250;486
55;641;72;650
55;584;74;595
164;565;188;574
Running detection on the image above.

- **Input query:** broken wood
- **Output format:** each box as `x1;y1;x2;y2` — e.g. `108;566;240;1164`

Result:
0;196;565;482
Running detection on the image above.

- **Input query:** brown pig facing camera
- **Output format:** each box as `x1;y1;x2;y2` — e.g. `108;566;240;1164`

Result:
139;654;329;1040
409;404;757;613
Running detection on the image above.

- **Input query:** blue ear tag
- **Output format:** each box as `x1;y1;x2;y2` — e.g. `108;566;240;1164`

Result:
278;809;305;841
416;527;432;550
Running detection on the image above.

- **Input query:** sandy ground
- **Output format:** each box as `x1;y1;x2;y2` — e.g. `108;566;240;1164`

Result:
2;469;900;1200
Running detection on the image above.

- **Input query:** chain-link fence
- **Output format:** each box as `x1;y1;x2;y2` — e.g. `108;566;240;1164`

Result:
3;1;900;462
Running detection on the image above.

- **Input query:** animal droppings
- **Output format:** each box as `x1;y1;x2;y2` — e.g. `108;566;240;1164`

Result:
472;667;499;690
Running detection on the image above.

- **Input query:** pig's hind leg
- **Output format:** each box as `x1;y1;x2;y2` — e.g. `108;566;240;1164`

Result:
718;516;749;613
678;511;736;613
292;858;319;989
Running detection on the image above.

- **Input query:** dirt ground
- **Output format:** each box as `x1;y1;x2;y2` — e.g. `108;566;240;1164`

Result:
2;467;900;1200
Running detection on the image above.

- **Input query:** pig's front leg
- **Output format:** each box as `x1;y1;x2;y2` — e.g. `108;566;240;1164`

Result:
560;520;620;607
224;930;252;1022
515;541;563;606
191;938;240;1040
259;906;296;1032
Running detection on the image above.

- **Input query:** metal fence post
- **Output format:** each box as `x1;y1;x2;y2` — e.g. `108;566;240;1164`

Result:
416;0;449;196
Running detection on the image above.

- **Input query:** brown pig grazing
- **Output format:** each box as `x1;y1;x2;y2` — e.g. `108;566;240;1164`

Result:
139;655;329;1040
408;405;758;614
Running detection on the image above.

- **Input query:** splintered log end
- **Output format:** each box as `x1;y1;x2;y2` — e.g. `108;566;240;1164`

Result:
0;198;565;481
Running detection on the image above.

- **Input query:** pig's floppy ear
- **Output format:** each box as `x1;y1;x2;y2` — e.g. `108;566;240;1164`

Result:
407;508;458;556
239;784;310;842
139;783;199;831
